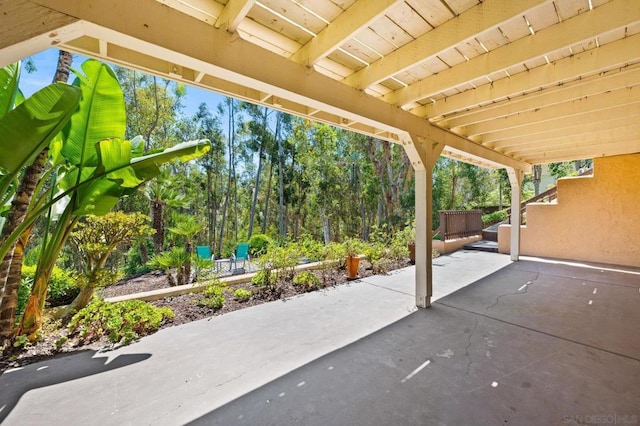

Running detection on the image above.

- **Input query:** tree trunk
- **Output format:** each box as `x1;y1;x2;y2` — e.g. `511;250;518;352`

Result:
276;117;285;238
532;164;542;196
0;228;30;340
65;285;96;317
262;161;274;235
151;199;164;254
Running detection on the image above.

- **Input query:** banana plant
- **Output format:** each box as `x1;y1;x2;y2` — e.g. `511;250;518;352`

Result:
0;62;81;227
11;60;210;336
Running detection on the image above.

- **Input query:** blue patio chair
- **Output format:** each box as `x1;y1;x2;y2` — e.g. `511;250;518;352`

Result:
230;243;250;272
196;245;213;261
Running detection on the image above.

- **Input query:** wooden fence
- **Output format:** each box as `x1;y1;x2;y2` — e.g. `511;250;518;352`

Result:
438;210;483;240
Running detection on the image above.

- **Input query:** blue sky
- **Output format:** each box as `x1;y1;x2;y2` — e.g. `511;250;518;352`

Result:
22;49;226;118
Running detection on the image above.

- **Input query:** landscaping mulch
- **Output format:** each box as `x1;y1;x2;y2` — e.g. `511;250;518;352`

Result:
0;259;410;372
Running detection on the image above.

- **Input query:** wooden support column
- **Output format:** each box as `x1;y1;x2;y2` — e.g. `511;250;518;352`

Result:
403;135;443;308
507;168;524;261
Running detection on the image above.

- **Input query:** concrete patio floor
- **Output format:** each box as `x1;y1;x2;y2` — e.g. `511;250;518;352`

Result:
1;251;639;425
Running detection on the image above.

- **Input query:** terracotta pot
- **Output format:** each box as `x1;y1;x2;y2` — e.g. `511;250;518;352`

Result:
407;242;415;265
346;255;360;280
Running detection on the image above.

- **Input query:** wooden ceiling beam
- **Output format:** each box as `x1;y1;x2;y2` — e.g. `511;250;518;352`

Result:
215;0;255;33
23;0;530;172
439;66;640;129
462;85;640;137
390;0;640;107
486;113;640;150
290;0;400;66
343;0;548;89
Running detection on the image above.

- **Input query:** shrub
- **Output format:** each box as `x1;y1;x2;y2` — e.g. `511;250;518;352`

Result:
20;265;79;308
248;234;273;256
482;210;507;226
233;288;252;302
67;299;174;345
123;242;153;277
198;285;225;309
293;271;321;291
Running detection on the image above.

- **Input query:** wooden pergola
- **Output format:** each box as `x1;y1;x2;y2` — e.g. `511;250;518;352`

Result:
2;0;639;307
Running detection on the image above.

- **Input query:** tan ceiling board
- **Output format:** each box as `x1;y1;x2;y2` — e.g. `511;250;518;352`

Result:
248;3;315;43
404;0;453;27
440;65;640;128
501;120;640;155
519;139;640;164
523;1;559;31
386;0;640;107
479;102;640;145
418;33;640;119
553;0;593;20
483;104;640;151
156;0;222;25
444;0;481;16
294;0;345;20
257;0;328;33
326;48;368;69
238;18;301;56
456;38;487;59
351;27;396;57
474;27;509;51
437;47;467;68
384;1;432;39
314;57;352;78
495;14;532;43
367;15;414;49
338;39;383;65
463;85;640;137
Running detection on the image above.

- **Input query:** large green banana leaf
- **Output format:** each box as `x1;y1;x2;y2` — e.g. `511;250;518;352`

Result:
0;62;20;118
61;60;125;167
71;138;211;216
0;83;81;195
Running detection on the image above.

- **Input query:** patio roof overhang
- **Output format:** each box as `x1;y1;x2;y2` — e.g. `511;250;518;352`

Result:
3;0;638;172
2;0;639;307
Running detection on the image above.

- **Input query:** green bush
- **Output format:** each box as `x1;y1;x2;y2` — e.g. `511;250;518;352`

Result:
482;210;507;226
17;276;33;321
21;264;79;307
67;299;174;345
248;234;273;256
293;271;321;291
233;288;252;302
198;285;225;309
123;242;153;277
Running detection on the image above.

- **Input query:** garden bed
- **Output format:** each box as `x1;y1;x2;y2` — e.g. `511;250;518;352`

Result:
1;258;410;372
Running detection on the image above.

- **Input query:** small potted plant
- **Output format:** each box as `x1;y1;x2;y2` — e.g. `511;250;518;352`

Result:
343;237;362;280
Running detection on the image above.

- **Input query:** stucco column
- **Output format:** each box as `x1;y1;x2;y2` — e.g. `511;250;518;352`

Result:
507;168;524;261
403;136;443;308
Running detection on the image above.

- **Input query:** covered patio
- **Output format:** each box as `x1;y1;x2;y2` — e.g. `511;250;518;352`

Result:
1;251;639;424
1;1;640;423
2;0;640;308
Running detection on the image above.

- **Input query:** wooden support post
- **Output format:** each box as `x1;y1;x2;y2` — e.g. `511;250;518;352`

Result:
404;135;443;308
507;168;525;261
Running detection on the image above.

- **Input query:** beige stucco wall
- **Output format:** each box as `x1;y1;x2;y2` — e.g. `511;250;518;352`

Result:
499;153;640;267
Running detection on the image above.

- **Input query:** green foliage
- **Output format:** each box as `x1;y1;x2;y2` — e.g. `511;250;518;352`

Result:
13;334;31;348
20;264;78;307
198;285;225;309
69;212;155;289
343;237;364;257
251;245;298;297
233;288;252;302
482;210;507;226
293;271;321;291
54;336;68;350
248;233;272;256
123;242;153;277
68;298;174;345
148;247;191;286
